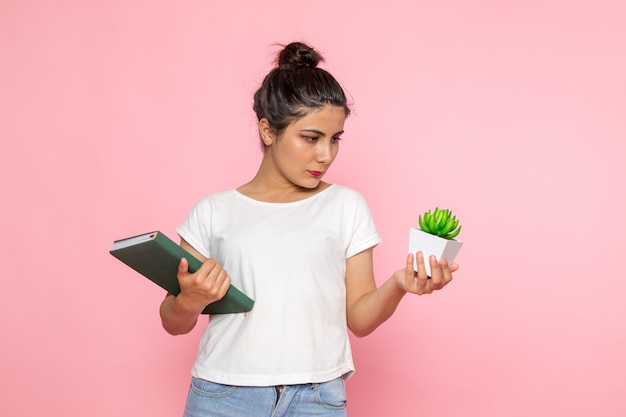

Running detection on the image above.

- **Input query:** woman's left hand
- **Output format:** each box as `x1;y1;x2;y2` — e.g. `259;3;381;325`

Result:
393;251;459;295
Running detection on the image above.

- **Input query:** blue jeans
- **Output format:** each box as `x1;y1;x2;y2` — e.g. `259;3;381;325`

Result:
183;377;348;417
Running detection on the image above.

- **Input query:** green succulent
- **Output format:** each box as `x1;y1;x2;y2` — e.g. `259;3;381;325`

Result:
418;207;462;240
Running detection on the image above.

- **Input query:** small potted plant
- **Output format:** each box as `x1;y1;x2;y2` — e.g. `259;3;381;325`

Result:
408;207;463;276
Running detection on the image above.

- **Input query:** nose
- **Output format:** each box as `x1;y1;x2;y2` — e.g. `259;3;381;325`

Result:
316;141;332;164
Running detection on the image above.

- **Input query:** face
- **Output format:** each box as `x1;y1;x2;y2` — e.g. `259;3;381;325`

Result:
261;105;346;189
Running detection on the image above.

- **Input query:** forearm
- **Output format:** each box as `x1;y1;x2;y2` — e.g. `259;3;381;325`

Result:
159;293;202;335
347;277;407;338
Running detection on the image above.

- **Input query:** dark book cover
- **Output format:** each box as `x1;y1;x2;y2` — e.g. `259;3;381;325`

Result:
110;231;254;314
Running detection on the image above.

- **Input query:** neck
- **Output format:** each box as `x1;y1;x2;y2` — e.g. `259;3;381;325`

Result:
238;159;329;203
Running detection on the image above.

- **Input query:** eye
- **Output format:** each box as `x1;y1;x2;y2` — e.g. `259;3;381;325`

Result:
331;136;342;144
303;136;319;143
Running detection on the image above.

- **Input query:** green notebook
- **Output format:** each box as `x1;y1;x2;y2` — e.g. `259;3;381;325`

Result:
110;231;254;314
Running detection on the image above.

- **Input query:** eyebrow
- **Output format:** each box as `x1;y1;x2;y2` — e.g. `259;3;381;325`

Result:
300;129;345;136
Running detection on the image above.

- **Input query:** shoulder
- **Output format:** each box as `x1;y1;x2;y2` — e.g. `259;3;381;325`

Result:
179;190;237;232
185;189;238;215
325;184;370;206
326;184;365;199
193;189;237;205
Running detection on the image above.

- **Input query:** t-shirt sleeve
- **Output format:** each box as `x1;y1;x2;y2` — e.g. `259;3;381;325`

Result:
345;192;381;259
176;197;212;259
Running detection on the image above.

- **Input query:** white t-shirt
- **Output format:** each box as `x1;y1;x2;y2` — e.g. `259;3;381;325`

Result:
177;184;381;386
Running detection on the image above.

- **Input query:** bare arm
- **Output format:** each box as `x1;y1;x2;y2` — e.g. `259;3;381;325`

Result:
159;239;231;335
345;248;458;338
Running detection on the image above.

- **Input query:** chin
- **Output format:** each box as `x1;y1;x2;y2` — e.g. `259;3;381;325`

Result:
297;179;323;189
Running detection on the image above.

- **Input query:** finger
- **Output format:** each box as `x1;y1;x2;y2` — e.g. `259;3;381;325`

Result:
197;258;217;277
205;269;229;300
428;255;444;291
405;253;421;293
404;253;416;291
218;273;232;298
177;257;190;280
414;251;429;294
439;257;454;287
406;252;414;275
204;268;232;301
449;262;460;273
205;260;225;284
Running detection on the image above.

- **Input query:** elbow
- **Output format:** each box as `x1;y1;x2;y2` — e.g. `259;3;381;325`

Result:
348;323;376;338
347;307;382;338
159;296;196;335
161;321;180;335
161;320;194;336
159;309;195;336
160;319;179;335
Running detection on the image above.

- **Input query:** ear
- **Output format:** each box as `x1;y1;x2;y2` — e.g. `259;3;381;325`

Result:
258;118;276;147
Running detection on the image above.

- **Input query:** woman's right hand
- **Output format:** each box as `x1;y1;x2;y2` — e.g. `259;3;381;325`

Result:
160;256;231;335
175;257;231;314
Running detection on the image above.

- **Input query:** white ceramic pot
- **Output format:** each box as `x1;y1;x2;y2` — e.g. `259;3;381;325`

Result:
408;228;463;276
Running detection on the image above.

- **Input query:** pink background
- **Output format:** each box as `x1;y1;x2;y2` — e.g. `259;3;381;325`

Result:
2;1;625;416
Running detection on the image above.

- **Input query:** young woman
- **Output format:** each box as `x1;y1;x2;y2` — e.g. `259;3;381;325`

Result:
160;42;458;417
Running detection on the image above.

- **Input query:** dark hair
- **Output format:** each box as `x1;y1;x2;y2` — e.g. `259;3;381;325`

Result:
253;42;350;146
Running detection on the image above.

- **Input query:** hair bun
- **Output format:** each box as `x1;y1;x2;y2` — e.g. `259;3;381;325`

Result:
277;42;324;69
